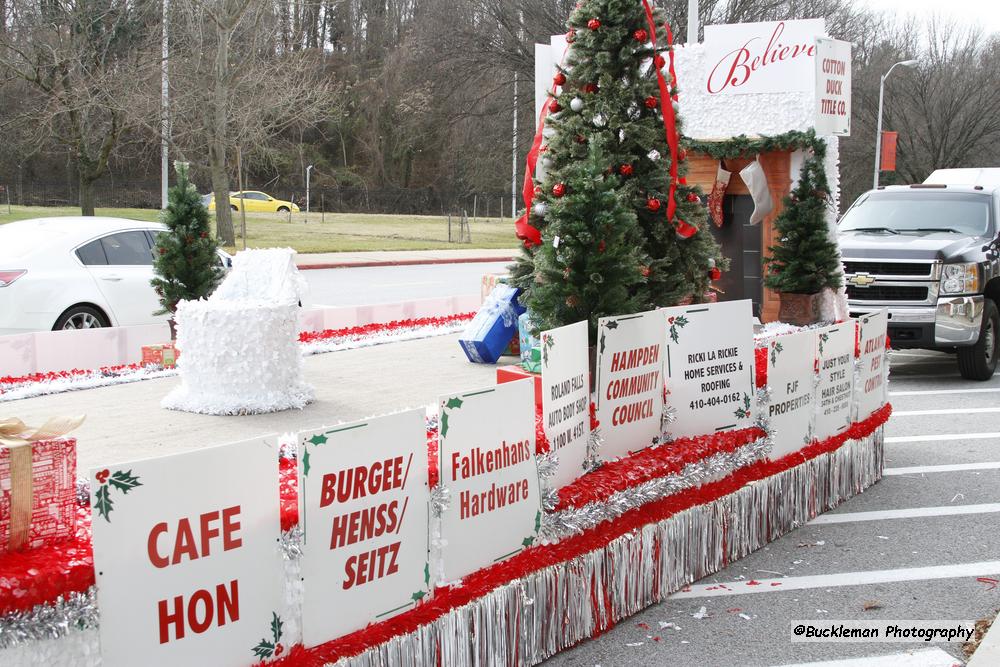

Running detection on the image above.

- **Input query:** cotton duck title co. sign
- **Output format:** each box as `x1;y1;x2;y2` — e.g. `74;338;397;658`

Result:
704;19;825;95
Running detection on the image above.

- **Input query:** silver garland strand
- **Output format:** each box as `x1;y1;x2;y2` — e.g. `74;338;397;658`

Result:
756;385;772;407
583;428;603;472
0;588;99;650
281;525;305;561
430;484;450;517
75;478;90;506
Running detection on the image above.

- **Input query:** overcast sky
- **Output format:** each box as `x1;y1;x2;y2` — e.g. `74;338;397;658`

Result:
863;0;1000;35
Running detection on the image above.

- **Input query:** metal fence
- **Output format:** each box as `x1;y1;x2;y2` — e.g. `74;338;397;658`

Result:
1;180;514;218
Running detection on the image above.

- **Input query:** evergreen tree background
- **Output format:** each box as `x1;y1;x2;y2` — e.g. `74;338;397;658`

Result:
763;151;843;294
512;0;726;343
151;162;225;324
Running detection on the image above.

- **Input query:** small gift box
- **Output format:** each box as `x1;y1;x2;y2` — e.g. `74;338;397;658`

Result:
142;343;178;369
459;284;526;364
521;346;542;374
518;312;540;363
0;416;82;554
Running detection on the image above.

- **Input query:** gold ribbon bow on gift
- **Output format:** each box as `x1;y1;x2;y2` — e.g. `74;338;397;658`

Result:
1;415;85;551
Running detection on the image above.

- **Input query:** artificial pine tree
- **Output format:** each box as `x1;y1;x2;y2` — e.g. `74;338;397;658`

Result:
151;162;224;335
527;142;648;340
512;0;725;342
763;152;843;295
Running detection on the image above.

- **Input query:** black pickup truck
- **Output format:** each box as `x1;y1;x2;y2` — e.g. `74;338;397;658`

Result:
838;183;1000;380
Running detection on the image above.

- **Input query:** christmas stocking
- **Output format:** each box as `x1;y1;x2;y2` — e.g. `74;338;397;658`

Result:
707;163;731;228
740;158;774;225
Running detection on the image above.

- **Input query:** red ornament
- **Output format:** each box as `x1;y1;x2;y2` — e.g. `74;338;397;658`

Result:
583;82;598;94
640;265;651;277
552;183;566;198
619;164;634;177
646;197;662;212
533;185;543;197
566;28;576;43
678;148;688;162
633;28;648;42
575;134;587;144
709;267;722;281
550;100;562;113
675;219;697;239
553;71;567;86
645;96;658;109
598;240;606;253
679;177;687;185
158;247;167;255
587;18;601;30
200;231;208;239
654;54;666;69
566;294;580;307
686;192;700;203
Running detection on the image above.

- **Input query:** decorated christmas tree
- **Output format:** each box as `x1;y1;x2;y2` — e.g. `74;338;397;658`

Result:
511;0;725;341
151;162;224;331
763;150;843;295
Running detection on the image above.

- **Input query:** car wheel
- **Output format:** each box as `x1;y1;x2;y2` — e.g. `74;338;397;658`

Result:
231;204;239;212
958;298;999;380
53;305;110;331
277;206;290;213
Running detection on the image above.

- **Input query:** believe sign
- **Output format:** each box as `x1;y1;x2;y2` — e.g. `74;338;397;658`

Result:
594;310;665;460
764;330;817;459
703;19;825;95
815;37;852;136
814;322;856;440
855;311;889;421
437;379;541;583
91;437;283;667
298;409;430;647
662;300;756;439
540;320;591;489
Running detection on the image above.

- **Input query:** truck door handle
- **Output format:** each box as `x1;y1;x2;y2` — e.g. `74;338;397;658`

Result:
101;275;123;282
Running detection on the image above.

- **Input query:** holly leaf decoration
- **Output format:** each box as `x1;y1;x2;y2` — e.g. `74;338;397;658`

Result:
108;470;141;494
308;433;328;446
606;320;619;330
251;639;275;660
270;612;283;644
302;447;311;477
411;589;427;602
424;562;430;586
445;397;464;410
94;485;113;522
599;331;606;354
770;341;783;366
522;536;535;547
440;412;450;438
534;510;541;533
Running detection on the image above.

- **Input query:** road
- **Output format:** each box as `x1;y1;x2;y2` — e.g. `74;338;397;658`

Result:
302;261;511;307
544;348;1000;667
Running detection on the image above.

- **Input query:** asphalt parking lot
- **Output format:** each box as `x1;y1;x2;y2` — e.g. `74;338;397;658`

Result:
545;348;1000;667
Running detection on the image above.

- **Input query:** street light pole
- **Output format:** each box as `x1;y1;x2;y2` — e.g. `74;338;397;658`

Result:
873;58;919;189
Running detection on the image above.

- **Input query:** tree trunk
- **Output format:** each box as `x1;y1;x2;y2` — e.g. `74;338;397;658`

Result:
210;156;234;246
211;25;235;246
79;171;96;216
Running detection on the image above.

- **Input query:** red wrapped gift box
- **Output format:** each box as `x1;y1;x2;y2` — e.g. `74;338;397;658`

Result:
142;342;178;368
0;435;78;554
497;365;542;413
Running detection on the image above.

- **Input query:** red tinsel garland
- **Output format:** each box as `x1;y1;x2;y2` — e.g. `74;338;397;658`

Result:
0;363;146;394
755;346;768;388
271;403;892;667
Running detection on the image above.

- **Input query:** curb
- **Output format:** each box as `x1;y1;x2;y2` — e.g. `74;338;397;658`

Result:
296;256;516;270
968;612;1000;667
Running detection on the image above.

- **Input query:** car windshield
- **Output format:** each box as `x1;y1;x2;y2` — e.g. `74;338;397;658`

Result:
840;191;992;237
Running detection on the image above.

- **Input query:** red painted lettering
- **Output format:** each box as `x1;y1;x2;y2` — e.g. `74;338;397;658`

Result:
148;522;169;568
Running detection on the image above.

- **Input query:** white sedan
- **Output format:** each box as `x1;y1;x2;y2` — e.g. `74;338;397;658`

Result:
0;217;230;335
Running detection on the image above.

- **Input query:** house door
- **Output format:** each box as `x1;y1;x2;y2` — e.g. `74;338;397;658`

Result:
710;195;763;317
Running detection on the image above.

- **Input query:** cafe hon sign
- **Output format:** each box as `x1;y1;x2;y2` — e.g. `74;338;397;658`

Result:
703;19;825;95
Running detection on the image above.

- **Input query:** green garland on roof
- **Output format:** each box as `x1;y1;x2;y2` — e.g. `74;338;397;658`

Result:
685;128;842;295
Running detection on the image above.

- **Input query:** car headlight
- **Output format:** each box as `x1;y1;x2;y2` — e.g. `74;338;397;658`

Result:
940;262;979;295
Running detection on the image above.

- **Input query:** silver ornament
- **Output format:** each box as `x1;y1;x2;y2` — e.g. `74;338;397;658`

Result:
708;257;716;269
533;202;548;217
592;114;606;128
570;97;584;112
541;156;554;168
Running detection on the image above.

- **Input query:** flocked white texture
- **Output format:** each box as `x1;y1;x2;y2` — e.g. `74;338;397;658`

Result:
162;299;313;414
211;247;308;305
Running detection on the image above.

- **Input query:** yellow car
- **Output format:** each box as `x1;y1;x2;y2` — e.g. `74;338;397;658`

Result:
205;191;300;213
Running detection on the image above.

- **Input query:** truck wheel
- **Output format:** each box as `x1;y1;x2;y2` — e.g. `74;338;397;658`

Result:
958;298;999;380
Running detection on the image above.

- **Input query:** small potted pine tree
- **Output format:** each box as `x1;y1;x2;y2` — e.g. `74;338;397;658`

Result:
763;151;843;325
151;162;225;339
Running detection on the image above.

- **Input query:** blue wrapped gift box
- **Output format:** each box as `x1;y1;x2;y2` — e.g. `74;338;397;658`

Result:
459;284;527;364
517;311;540;363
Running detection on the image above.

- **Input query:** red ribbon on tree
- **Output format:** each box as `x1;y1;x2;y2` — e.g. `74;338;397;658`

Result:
514;72;563;247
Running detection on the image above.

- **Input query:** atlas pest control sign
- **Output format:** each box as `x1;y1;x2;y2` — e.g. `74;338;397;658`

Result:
855;311;889;421
541;320;591;489
703;19;824;95
814;322;856;440
91;437;284;667
764;329;818;459
437;379;541;583
662;300;756;439
298;409;430;647
594;310;665;460
815;37;852;136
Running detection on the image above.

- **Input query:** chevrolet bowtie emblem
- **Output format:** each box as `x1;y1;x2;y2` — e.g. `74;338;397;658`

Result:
849;274;876;287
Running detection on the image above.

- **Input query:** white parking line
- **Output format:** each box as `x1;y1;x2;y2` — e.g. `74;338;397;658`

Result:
887;433;1000;443
669;561;1000;599
891;387;1000;396
893;407;1000;417
809;503;1000;525
885;461;1000;475
774;648;960;667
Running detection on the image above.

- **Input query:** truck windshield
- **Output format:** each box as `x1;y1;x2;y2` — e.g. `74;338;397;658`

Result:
840;192;991;237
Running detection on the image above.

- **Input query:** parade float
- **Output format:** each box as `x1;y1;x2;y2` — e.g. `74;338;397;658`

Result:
0;3;884;667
